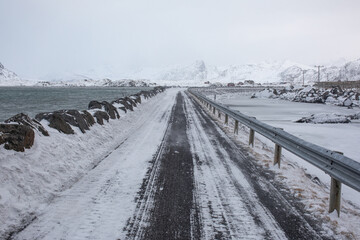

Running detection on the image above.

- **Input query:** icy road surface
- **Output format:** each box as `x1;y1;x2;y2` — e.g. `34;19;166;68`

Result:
13;90;325;240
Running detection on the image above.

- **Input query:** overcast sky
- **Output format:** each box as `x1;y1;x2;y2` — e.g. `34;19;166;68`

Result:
1;0;360;78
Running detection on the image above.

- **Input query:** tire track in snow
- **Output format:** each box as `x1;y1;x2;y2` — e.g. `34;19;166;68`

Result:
184;92;323;239
124;110;172;239
126;91;201;240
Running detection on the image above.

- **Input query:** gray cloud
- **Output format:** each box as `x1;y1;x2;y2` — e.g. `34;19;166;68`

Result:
1;0;360;78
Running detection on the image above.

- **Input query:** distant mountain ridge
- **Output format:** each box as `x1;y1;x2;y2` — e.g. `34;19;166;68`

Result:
0;62;31;86
1;59;360;86
129;59;360;86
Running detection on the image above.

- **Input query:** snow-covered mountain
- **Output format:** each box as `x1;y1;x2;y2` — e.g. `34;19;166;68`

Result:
34;78;150;87
278;59;360;84
0;62;33;86
1;59;360;86
128;59;360;86
128;60;309;86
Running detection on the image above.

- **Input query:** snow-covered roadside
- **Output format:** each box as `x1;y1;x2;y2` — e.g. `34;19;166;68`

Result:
0;89;177;239
195;93;360;239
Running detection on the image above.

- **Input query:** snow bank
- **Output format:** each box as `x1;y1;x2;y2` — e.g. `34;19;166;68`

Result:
0;88;165;238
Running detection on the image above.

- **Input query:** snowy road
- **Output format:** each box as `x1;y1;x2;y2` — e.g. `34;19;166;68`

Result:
12;89;326;240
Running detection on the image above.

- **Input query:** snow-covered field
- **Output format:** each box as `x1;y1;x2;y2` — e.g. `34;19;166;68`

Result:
0;89;177;239
217;93;360;161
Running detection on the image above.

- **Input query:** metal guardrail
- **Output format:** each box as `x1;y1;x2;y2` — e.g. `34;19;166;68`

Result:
188;89;360;216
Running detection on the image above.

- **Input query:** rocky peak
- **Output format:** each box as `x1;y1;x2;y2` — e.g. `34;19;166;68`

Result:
194;60;206;72
0;62;4;69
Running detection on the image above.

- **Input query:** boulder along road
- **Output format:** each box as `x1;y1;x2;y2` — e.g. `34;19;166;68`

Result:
12;89;326;240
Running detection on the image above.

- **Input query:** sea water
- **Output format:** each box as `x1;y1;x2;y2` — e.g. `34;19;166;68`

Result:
0;87;151;122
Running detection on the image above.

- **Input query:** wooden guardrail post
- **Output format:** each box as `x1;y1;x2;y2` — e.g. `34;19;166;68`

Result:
218;110;221;119
274;144;282;168
225;114;229;125
234;120;239;134
273;128;283;168
329;177;342;217
249;129;255;147
213;106;216;114
329;151;343;217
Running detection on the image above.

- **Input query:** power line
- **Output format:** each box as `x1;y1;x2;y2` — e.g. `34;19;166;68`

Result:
314;65;324;82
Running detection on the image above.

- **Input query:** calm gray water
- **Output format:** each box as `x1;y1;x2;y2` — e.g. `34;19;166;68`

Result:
0;87;151;122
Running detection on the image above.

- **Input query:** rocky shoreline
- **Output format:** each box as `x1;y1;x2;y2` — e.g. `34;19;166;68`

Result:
252;86;360;107
0;87;165;152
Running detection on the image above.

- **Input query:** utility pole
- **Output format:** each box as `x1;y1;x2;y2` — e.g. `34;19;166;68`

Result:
314;65;324;82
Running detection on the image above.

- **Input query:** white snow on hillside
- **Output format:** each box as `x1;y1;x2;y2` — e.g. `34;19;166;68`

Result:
0;62;35;86
130;60;313;86
1;58;360;86
129;58;360;86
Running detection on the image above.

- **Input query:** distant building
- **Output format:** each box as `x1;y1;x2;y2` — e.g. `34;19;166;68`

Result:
244;80;255;85
227;83;235;87
204;81;210;84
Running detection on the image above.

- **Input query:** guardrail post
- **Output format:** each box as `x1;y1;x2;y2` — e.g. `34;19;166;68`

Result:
249;129;255;147
329;152;343;217
273;128;283;168
329;177;342;217
274;144;282;168
218;110;221;119
234;120;239;134
225;114;229;125
213;106;216;114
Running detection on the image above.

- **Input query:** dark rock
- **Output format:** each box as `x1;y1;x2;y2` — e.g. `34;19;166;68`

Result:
88;100;119;119
36;109;90;134
0;124;35;152
93;111;109;125
112;98;133;111
59;110;90;133
88;100;102;110
81;110;95;127
125;97;137;107
279;88;287;95
139;90;151;99
101;101;120;119
35;112;74;134
5;113;49;136
131;94;142;104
